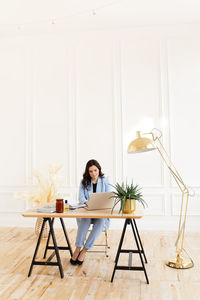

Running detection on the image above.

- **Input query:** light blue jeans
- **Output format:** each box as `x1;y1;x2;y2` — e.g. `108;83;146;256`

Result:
75;218;109;250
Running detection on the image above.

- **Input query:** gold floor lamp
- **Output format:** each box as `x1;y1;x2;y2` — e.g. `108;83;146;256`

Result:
127;129;193;269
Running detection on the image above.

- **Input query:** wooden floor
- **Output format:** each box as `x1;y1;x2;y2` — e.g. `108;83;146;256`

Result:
0;225;200;300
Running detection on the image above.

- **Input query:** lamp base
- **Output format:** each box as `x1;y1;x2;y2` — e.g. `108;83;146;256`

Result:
166;254;194;269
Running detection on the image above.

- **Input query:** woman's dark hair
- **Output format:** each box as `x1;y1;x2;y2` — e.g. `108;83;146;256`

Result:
82;159;104;188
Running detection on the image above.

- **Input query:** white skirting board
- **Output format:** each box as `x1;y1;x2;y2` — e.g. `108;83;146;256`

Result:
0;212;200;232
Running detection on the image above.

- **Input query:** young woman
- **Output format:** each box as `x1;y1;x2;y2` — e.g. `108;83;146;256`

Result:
70;159;111;265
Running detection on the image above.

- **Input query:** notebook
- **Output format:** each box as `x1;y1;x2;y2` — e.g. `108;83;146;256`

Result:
37;206;56;213
85;192;114;210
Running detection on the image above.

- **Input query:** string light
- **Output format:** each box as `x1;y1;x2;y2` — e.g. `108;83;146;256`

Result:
0;0;122;30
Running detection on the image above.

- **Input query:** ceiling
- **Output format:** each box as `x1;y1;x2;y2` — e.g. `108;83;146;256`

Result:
0;0;200;29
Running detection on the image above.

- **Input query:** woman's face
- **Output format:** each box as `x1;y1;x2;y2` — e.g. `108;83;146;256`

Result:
88;165;99;181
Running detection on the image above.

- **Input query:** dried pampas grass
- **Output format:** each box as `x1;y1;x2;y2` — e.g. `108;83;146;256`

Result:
15;164;63;238
15;164;63;207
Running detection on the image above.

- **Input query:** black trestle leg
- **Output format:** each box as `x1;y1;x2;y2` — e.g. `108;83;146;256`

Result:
28;218;47;277
48;218;64;278
28;217;72;278
111;219;129;282
111;218;149;284
114;219;129;263
43;218;72;260
133;219;148;263
43;218;55;258
60;218;73;257
130;220;149;284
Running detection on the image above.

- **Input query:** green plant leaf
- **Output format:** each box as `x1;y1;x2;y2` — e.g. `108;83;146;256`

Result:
111;181;148;213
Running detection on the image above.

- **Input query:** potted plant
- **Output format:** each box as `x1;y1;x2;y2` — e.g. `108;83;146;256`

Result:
111;182;147;214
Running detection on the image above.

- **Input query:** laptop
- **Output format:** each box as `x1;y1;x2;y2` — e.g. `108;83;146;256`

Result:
85;192;114;210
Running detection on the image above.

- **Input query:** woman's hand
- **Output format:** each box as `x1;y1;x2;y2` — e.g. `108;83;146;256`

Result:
85;201;89;206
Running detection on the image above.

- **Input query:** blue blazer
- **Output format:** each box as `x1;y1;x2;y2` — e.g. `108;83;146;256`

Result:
78;176;111;204
78;176;111;229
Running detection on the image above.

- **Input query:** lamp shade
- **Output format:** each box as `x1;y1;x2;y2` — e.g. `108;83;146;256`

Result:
127;131;155;153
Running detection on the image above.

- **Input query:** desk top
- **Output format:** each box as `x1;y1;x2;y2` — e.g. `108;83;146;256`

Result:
22;208;143;219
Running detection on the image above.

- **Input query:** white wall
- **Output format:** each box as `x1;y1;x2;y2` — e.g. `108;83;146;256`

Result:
0;25;200;231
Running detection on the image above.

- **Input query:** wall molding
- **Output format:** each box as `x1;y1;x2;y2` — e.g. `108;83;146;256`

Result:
111;41;123;183
1;29;200;227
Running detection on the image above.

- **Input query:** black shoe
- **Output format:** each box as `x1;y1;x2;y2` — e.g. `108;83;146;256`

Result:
76;259;83;265
76;251;85;265
70;258;77;265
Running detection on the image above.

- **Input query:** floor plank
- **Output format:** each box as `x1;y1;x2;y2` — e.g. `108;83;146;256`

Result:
0;227;199;300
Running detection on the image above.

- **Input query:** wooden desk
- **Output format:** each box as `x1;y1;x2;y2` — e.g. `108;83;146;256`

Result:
22;208;143;219
22;208;149;283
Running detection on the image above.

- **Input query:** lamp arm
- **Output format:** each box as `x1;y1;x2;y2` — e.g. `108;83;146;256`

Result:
155;135;187;189
155;144;186;191
147;132;187;189
149;133;190;258
168;167;185;187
